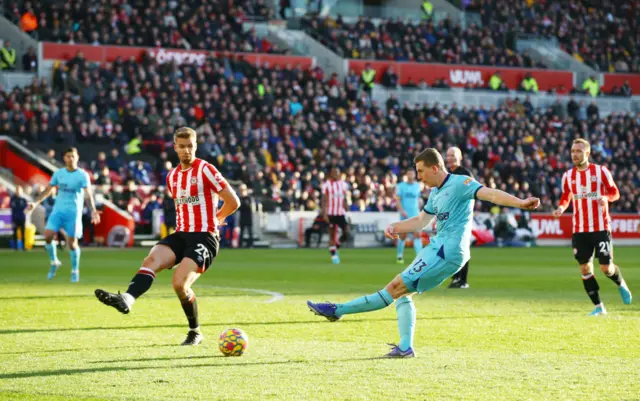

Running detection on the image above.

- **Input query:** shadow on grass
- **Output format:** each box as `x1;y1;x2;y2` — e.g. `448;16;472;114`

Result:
0;357;386;380
0;315;513;335
0;318;396;335
0;344;178;355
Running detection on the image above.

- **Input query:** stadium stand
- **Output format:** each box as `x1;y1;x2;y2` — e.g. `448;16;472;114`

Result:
1;53;638;217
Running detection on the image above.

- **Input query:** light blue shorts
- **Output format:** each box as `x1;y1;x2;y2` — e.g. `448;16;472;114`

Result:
46;210;83;239
400;242;461;293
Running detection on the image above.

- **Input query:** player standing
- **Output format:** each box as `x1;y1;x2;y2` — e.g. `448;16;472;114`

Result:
321;167;350;264
95;127;240;345
553;139;632;316
395;169;423;263
446;146;473;288
308;148;540;358
27;147;100;282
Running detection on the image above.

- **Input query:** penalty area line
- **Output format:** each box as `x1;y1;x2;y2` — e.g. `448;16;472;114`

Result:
197;285;285;303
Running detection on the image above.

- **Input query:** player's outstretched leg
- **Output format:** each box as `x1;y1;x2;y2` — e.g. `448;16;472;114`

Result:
95;244;175;314
44;230;61;280
69;238;81;283
172;258;203;346
307;286;394;322
601;264;632;305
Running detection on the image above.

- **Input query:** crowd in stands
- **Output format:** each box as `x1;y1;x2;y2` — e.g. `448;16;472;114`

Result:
465;0;640;73
6;0;278;53
1;51;639;222
302;15;546;68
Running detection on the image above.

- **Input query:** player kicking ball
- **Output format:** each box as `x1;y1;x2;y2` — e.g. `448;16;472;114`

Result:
95;127;240;345
308;148;540;358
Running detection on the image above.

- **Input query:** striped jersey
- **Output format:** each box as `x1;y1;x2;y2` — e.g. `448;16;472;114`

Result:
559;163;619;233
321;179;349;216
166;158;228;232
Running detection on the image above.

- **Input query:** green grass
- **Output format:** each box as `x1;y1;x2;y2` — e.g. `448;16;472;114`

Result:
0;247;639;401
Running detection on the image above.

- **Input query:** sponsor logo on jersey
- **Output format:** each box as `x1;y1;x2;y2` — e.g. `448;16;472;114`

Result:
176;196;201;205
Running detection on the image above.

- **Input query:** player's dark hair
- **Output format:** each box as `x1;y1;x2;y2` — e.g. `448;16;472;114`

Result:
414;148;445;170
64;147;78;155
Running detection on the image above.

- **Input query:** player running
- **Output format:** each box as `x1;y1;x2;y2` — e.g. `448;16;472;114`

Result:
95;127;240;345
394;169;423;264
553;138;632;316
321;167;350;264
27;147;100;282
308;148;540;358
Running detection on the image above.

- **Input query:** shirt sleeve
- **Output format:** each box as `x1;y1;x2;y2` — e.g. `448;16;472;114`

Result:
81;171;90;188
459;176;484;200
49;170;59;186
202;163;228;194
423;190;435;215
558;171;572;207
165;173;173;198
395;183;402;198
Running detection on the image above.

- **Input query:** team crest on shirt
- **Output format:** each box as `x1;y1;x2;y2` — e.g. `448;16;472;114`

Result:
463;178;472;185
191;177;197;185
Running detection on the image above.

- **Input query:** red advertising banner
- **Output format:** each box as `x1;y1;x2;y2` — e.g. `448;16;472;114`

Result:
348;60;574;91
42;43;315;69
601;73;640;95
530;214;640;239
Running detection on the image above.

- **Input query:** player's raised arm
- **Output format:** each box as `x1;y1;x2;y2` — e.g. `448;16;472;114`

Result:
476;187;540;210
553;171;573;217
384;211;435;239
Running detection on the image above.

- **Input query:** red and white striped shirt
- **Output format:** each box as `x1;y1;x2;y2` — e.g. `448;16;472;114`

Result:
166;158;228;233
559;163;619;233
322;179;349;216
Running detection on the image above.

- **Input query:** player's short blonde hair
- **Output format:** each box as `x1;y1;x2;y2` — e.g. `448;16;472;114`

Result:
572;138;590;152
414;148;445;170
173;127;197;142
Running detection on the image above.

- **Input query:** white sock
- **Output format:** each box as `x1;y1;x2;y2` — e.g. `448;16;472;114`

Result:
121;292;135;306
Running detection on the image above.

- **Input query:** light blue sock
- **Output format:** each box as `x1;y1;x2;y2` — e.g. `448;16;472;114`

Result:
70;247;81;272
396;296;416;351
396;239;405;259
44;243;58;263
413;235;423;255
335;288;394;316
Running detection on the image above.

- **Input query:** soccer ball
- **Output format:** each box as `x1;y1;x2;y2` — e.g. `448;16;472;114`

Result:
218;328;248;357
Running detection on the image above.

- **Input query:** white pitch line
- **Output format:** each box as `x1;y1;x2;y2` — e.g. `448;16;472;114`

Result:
197;285;285;303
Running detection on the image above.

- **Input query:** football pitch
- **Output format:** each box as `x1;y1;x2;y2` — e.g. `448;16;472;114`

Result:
0;247;639;401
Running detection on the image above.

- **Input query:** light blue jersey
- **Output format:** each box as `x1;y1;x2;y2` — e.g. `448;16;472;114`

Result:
401;174;483;293
423;174;483;265
396;181;422;218
50;168;90;216
45;168;90;239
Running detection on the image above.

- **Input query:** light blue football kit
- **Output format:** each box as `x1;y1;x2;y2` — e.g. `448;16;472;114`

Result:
396;181;422;219
400;174;482;292
44;168;90;282
395;181;424;260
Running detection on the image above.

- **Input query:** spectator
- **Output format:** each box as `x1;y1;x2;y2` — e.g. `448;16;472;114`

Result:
0;41;17;71
382;67;399;88
238;184;254;248
22;47;37;72
519;73;538;93
582;76;600;98
360;63;376;94
10;186;28;250
421;0;434;19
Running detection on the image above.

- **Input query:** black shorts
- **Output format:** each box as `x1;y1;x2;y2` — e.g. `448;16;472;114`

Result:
158;231;220;273
328;215;348;231
571;231;613;265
